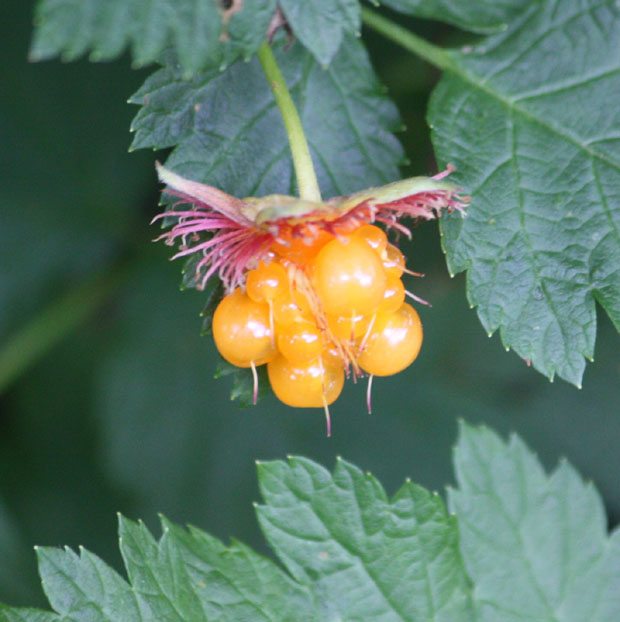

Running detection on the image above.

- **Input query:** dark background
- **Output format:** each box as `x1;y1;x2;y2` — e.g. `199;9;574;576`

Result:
1;2;618;607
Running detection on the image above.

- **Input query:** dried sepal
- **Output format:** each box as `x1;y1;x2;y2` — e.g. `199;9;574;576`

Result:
153;162;467;291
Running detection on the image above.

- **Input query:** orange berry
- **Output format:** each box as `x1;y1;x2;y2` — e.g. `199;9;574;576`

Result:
378;275;405;313
353;224;388;254
270;229;334;264
326;312;371;340
314;235;387;316
212;288;276;367
272;290;312;327
382;243;405;278
357;303;422;376
277;320;323;363
246;260;289;303
267;355;344;408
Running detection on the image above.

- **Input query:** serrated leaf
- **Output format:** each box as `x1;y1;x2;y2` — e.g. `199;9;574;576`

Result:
449;422;620;622
376;0;528;33
256;456;474;621
279;0;360;66
429;0;620;385
130;36;403;200
119;516;317;622
36;545;138;621
30;0;276;75
1;433;618;622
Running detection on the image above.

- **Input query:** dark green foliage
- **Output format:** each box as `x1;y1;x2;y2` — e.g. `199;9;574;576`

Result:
430;0;620;385
129;36;404;199
30;0;276;75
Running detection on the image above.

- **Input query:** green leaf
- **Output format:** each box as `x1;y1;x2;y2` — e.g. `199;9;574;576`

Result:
376;0;528;32
256;456;474;621
449;422;620;622
0;606;58;622
429;0;620;385
30;0;276;75
279;0;361;66
1;431;618;621
214;357;272;406
36;545;138;621
118;515;317;621
130;36;404;200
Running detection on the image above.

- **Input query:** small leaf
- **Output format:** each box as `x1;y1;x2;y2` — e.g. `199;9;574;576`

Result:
214;357;272;407
429;0;620;385
449;422;620;622
30;0;276;75
36;545;138;621
279;0;361;66
256;456;474;621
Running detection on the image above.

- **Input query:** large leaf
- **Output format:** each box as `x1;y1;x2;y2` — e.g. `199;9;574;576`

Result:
449;422;620;621
129;36;404;199
30;0;276;75
376;0;529;32
428;0;620;385
1;427;618;621
279;0;360;66
256;456;474;621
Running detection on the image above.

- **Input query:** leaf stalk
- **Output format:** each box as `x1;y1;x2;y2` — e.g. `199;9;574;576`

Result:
361;7;456;72
257;41;322;202
0;265;126;395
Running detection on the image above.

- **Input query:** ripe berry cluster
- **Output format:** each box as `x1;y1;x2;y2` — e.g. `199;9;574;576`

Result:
212;225;423;416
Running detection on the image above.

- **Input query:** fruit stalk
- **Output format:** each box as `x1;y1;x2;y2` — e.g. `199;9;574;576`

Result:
257;41;322;203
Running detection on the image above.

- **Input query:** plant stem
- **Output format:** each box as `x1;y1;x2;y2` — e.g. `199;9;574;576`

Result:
257;41;322;202
0;265;126;395
361;6;456;72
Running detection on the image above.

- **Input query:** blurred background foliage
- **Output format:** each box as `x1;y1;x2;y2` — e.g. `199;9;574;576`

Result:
1;1;618;608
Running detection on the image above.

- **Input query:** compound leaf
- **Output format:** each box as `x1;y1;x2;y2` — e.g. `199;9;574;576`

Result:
429;0;620;385
1;429;618;622
30;0;276;75
449;422;620;622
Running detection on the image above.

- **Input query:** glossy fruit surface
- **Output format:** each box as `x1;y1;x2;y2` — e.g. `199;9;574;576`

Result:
327;312;370;340
382;243;405;277
277;320;323;363
272;290;312;327
314;236;387;316
212;288;276;367
357;303;423;376
354;224;387;254
267;355;344;407
379;275;405;313
246;261;289;303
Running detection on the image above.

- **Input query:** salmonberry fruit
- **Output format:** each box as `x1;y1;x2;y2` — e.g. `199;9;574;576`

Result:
357;303;423;376
212;288;277;367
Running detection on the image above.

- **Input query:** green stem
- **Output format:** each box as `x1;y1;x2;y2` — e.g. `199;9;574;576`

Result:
361;6;456;72
257;41;322;202
0;265;126;395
